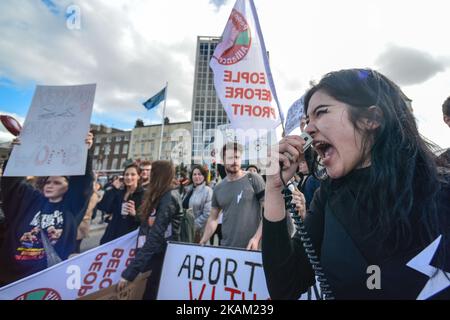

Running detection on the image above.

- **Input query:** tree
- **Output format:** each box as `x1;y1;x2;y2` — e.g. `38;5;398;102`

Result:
135;119;144;128
122;158;134;168
175;162;188;178
164;117;170;125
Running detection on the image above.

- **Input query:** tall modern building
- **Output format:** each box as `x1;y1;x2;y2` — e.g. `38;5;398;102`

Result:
191;36;229;165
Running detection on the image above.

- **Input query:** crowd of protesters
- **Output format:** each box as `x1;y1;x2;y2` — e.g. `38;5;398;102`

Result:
0;68;448;300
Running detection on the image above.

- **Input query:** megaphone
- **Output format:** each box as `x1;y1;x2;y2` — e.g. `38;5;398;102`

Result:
0;115;22;136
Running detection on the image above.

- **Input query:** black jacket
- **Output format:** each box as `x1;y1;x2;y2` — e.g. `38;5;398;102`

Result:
0;154;93;285
262;168;450;300
122;189;182;281
99;187;144;245
97;185;121;216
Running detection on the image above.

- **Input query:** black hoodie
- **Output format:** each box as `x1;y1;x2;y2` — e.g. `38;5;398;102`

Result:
0;154;93;286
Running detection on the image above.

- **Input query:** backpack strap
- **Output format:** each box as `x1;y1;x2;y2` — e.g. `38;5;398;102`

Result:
247;173;265;201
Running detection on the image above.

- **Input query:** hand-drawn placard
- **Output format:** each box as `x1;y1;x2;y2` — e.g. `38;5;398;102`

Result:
285;95;305;135
157;242;321;300
3;84;96;177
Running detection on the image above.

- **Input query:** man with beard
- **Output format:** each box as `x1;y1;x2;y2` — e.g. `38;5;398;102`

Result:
140;160;152;191
200;142;265;250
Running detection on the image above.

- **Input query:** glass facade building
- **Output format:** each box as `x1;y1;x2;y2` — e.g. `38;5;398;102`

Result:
191;36;229;164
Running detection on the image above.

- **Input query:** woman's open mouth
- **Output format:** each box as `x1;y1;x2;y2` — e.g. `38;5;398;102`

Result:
313;140;335;165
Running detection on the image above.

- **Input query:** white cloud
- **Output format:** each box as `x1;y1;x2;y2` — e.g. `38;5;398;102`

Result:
375;45;448;86
0;131;15;142
0;0;226;124
0;0;449;147
209;0;229;10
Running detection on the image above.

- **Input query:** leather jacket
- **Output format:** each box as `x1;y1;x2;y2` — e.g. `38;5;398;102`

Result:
121;189;182;281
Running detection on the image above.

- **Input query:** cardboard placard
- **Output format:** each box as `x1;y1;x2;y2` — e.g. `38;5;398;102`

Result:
78;271;151;300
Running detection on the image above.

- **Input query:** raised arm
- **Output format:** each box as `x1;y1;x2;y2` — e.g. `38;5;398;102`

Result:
65;133;94;225
1;141;41;222
261;135;319;299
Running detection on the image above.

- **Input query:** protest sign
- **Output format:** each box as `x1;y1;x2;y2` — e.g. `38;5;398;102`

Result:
0;230;137;300
210;0;283;134
4;84;96;176
78;271;150;300
157;242;320;300
285;95;305;135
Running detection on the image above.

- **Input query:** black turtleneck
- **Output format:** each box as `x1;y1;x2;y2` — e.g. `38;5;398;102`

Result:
262;167;450;300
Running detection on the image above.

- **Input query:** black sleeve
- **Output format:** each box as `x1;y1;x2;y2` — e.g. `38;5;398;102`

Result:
121;192;179;281
65;152;94;226
249;173;265;201
97;188;117;213
1;158;41;222
182;187;193;210
261;185;326;299
130;189;144;224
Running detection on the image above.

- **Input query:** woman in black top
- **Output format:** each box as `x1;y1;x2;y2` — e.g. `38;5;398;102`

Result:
262;69;449;300
100;163;144;244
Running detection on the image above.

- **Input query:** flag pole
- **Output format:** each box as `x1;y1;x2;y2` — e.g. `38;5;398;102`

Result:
158;82;168;160
249;0;285;137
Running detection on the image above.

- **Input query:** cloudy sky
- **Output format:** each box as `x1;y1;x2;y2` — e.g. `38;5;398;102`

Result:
0;0;449;147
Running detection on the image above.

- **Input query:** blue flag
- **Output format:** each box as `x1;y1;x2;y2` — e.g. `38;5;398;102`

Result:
143;87;166;110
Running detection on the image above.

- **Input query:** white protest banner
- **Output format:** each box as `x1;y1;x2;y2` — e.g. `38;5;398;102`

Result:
0;230;138;300
210;0;283;135
285;95;305;135
157;242;320;300
4;84;96;177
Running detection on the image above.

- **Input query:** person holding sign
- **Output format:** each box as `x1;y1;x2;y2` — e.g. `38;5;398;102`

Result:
0;133;94;286
118;161;183;300
262;69;450;299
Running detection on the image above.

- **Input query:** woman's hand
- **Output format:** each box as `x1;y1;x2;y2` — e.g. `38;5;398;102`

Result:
10;137;21;147
85;132;94;150
246;236;260;251
266;135;306;191
291;187;307;220
117;277;129;292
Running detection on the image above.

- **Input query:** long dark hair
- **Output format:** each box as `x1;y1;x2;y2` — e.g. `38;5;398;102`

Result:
139;161;175;222
303;68;445;255
123;163;141;191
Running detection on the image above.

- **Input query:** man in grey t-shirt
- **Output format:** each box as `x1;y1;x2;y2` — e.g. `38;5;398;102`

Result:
200;142;265;250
